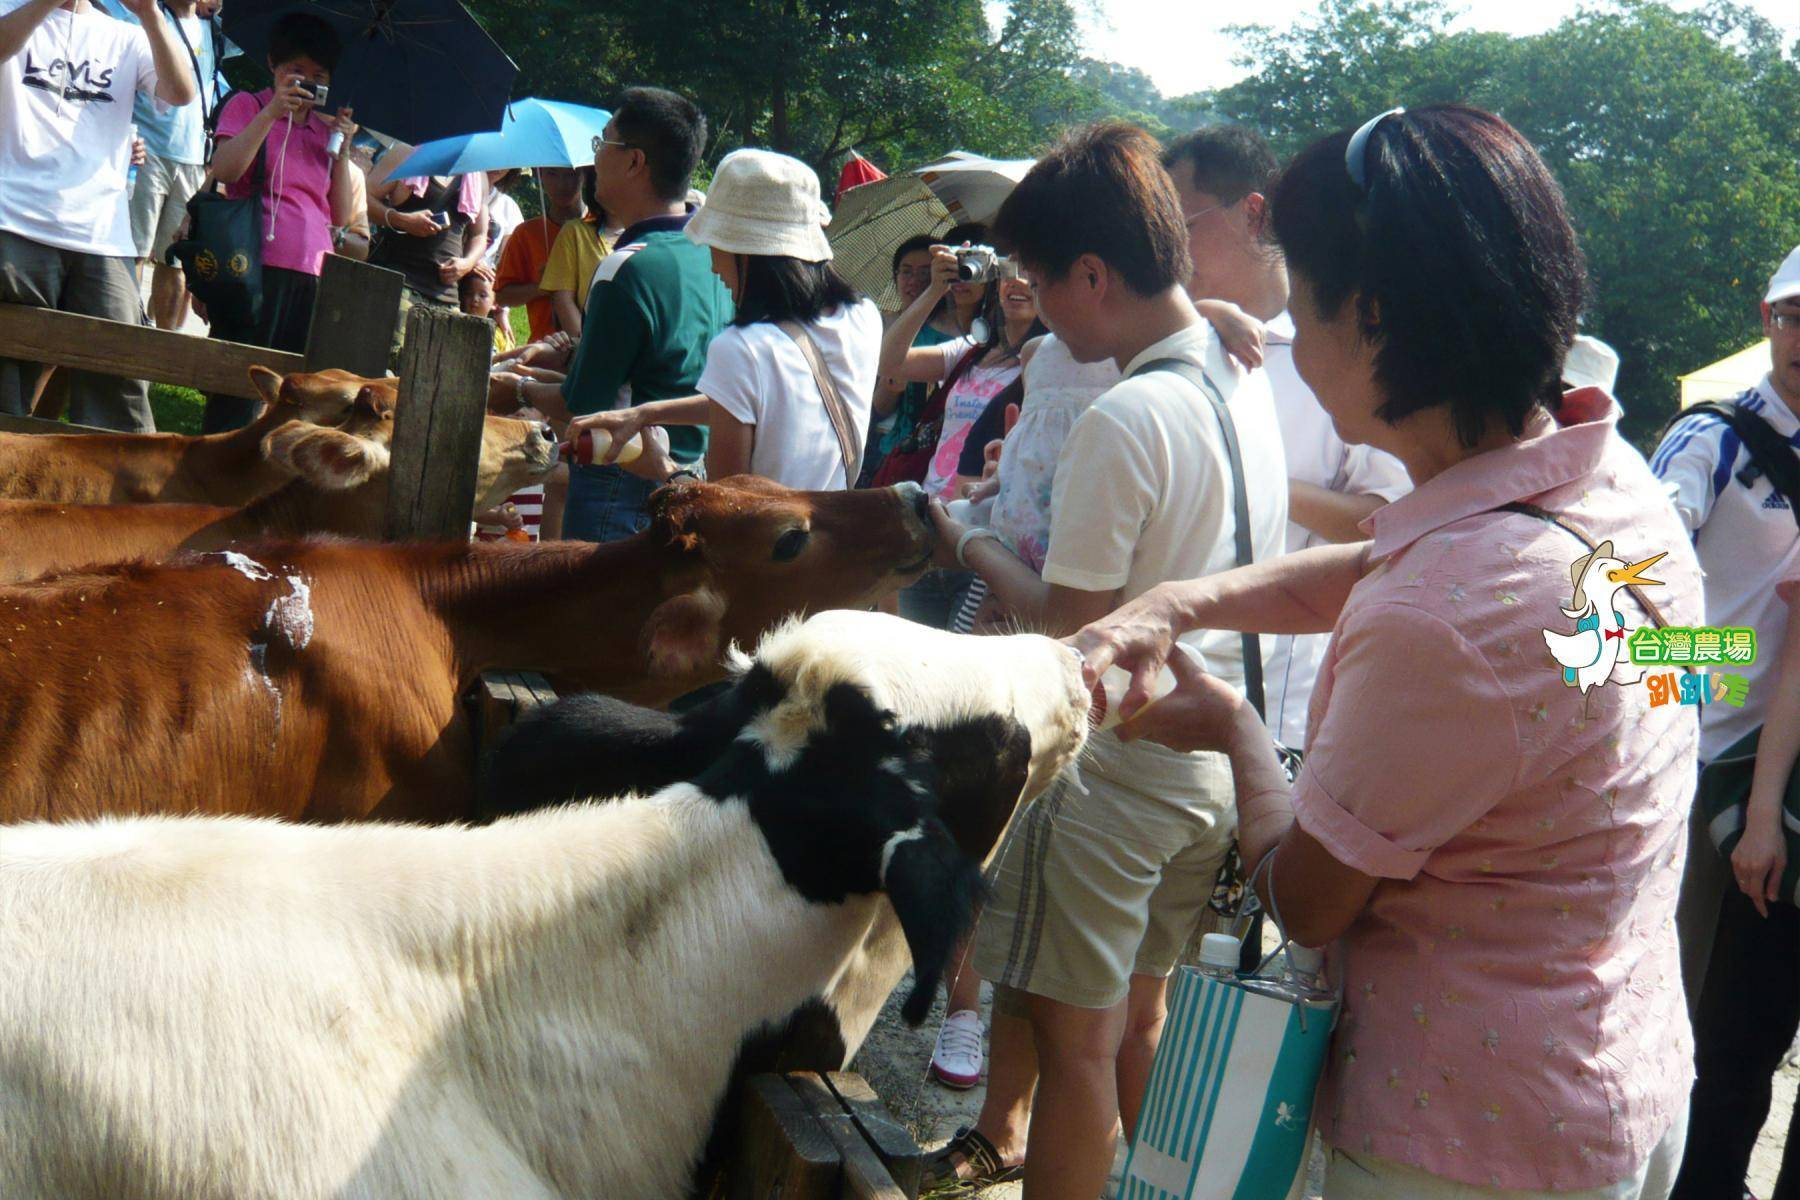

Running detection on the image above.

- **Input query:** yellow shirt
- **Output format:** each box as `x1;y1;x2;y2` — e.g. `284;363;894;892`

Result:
537;218;610;313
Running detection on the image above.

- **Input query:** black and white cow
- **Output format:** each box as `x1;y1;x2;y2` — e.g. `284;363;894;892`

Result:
0;611;1090;1200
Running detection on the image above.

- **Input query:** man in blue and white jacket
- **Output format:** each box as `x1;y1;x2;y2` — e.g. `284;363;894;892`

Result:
1655;244;1800;1200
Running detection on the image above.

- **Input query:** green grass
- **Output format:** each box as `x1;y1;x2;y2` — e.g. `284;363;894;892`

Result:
151;383;206;434
507;304;530;347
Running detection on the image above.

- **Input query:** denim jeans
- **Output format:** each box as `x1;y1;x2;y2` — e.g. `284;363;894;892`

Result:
564;463;660;543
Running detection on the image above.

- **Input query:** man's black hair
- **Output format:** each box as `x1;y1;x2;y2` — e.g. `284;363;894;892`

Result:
890;234;938;277
611;86;707;204
992;122;1191;298
267;12;342;73
731;257;864;327
1269;104;1588;448
1162;124;1278;206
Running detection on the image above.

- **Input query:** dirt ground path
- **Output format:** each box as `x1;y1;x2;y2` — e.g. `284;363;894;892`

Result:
854;977;1799;1198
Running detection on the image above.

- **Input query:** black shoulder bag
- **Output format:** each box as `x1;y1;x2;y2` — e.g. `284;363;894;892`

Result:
1674;400;1800;532
165;97;265;331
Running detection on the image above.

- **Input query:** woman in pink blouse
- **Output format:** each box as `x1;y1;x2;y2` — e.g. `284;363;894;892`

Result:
1075;106;1699;1198
201;12;358;431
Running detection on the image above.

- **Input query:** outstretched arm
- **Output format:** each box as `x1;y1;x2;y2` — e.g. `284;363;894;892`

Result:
0;0;59;63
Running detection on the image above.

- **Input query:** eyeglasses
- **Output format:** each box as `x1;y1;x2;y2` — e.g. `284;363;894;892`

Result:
1345;106;1405;195
1772;309;1800;331
1181;201;1226;228
592;135;637;155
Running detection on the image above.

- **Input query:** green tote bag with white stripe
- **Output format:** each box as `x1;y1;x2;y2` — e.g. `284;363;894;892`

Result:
1121;955;1337;1199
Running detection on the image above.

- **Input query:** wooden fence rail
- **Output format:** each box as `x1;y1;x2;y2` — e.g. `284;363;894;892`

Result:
0;304;303;401
0;255;404;405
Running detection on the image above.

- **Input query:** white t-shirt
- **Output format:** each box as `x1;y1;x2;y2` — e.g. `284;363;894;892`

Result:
483;190;524;269
1653;374;1800;761
1045;321;1288;786
0;0;161;256
699;298;883;490
1261;311;1413;748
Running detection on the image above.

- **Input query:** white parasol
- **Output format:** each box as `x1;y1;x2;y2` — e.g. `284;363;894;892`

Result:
827;151;1035;309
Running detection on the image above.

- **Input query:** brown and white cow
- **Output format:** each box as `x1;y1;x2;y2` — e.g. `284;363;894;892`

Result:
0;478;935;824
0;366;369;505
0;404;559;585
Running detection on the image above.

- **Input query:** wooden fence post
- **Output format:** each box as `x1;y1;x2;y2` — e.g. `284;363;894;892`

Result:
384;306;493;541
304;255;404;377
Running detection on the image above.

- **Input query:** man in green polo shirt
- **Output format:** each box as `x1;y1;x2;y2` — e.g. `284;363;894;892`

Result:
501;87;731;542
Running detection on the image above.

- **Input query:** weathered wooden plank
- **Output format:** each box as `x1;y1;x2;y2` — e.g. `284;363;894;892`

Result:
475;671;525;756
733;1073;841;1200
824;1073;921;1196
0;303;303;399
788;1073;909;1200
384;306;492;541
304;256;403;377
514;670;559;710
0;413;106;437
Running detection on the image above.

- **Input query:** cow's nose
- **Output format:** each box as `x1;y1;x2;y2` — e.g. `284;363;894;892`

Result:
893;480;929;520
531;421;553;442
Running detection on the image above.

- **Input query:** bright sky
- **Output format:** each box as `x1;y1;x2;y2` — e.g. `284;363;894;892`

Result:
1077;0;1800;97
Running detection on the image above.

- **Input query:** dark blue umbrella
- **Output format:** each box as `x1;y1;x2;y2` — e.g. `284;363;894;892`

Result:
222;0;517;146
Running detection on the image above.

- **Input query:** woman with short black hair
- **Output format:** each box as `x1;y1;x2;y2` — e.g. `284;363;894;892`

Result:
1076;105;1697;1199
564;148;880;490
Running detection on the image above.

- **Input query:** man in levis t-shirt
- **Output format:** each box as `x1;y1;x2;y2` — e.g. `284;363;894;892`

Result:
0;0;196;430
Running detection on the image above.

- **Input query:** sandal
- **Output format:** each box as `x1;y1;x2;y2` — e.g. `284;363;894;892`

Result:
921;1125;1025;1194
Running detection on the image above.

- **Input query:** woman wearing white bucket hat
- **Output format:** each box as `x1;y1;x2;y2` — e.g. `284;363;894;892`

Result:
565;148;884;490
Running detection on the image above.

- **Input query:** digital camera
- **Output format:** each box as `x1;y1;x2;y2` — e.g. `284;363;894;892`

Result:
955;245;1017;284
297;80;329;104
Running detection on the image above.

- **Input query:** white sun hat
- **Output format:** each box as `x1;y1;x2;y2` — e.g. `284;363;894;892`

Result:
1562;334;1620;393
685;149;834;263
1766;245;1800;305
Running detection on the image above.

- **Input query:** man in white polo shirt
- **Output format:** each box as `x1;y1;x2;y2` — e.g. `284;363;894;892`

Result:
1162;123;1411;750
1656;244;1800;1200
924;121;1287;1200
0;0;196;429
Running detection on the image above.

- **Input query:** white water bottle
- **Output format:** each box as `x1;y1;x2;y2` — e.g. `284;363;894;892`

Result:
1089;641;1207;731
1197;932;1241;980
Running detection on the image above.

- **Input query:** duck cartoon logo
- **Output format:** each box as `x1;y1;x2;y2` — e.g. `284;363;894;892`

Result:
1541;540;1667;694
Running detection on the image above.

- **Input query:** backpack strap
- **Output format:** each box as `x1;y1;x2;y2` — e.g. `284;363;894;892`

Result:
1128;355;1265;720
776;319;864;487
1676;400;1800;533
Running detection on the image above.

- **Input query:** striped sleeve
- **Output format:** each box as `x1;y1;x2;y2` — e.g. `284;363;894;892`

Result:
1650;409;1738;533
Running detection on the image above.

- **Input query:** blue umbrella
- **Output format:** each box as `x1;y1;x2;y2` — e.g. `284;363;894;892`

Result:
222;0;517;146
388;98;612;176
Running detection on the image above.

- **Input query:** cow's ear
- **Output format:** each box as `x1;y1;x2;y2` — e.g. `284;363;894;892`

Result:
480;666;789;819
247;365;285;412
481;693;686;818
263;425;389;490
642;586;727;677
882;817;986;1025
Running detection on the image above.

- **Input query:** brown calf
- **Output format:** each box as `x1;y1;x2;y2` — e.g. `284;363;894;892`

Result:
0;367;369;505
0;406;558;584
0;477;934;824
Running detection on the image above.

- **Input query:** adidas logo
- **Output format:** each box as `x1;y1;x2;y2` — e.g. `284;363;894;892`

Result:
1766;492;1793;510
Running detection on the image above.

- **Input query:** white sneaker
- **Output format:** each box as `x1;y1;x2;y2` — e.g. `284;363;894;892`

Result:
930;1008;984;1089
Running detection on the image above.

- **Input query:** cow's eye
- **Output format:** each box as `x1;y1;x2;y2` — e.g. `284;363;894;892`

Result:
772;528;810;562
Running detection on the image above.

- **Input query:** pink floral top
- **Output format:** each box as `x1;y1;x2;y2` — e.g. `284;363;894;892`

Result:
1294;394;1700;1189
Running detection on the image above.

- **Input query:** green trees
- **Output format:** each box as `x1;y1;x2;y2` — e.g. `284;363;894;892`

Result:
1213;0;1800;443
469;0;1089;174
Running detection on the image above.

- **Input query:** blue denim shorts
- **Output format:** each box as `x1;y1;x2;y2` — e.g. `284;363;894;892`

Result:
563;463;659;543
